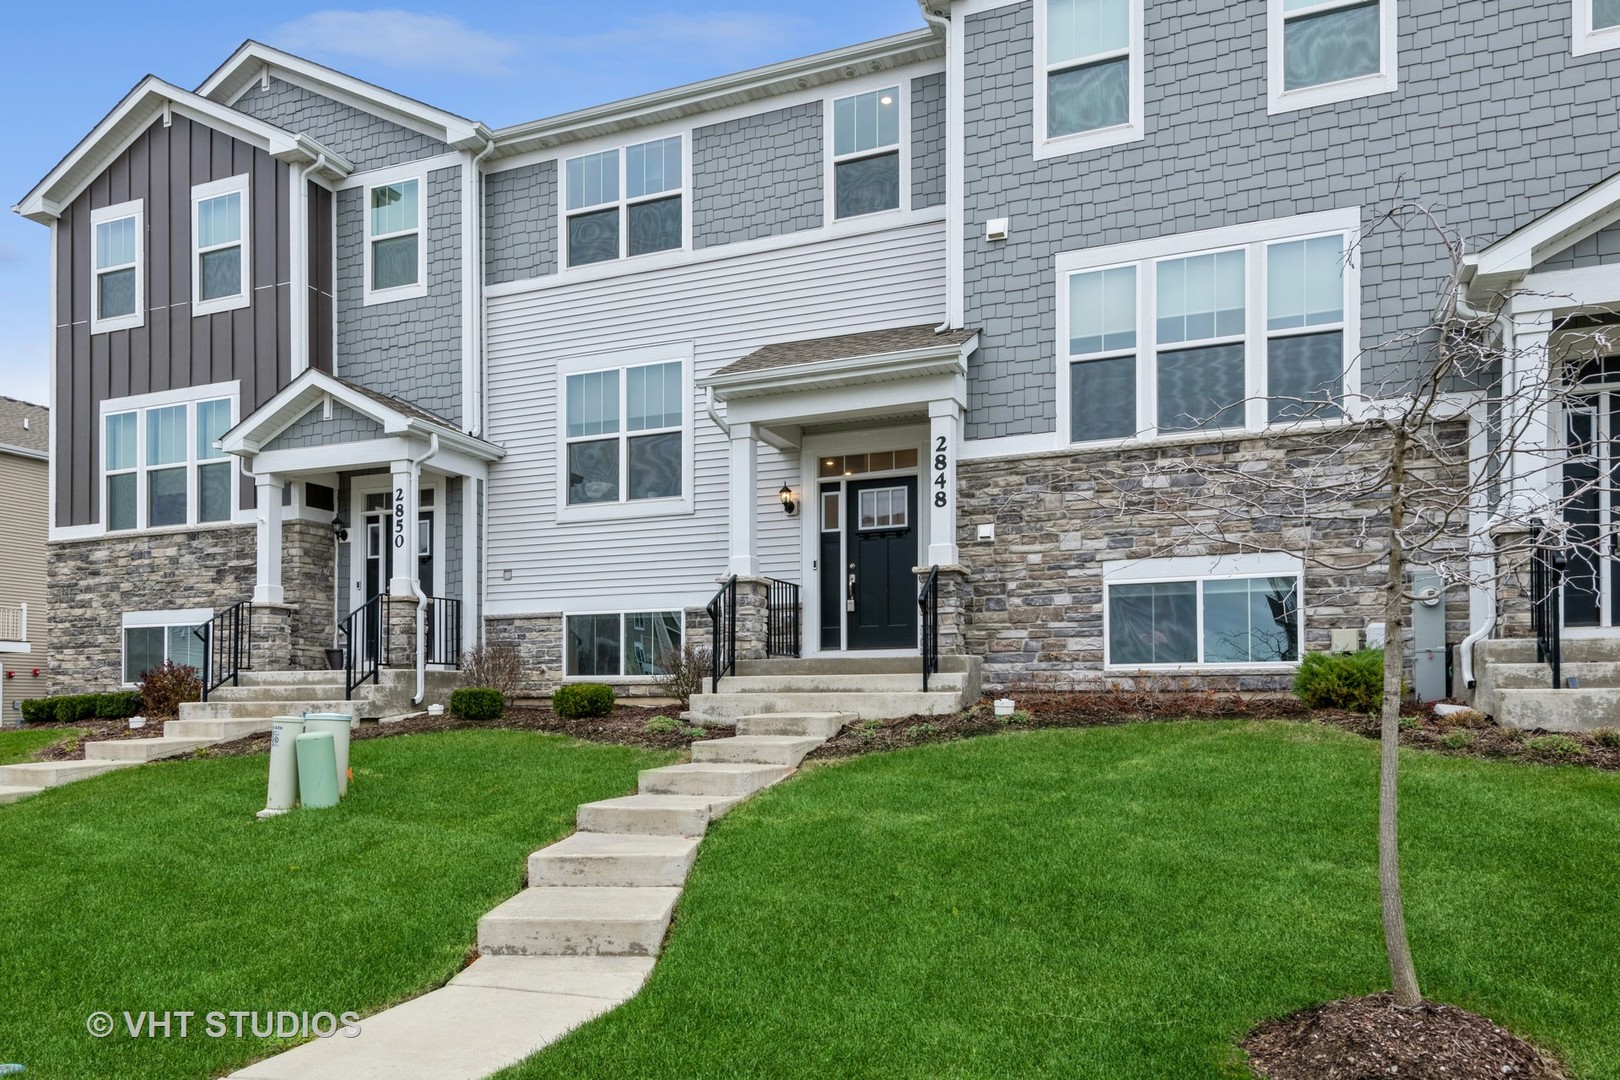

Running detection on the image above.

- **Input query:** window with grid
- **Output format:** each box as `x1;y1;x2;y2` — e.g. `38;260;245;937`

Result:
831;87;901;219
565;136;683;267
104;396;235;531
1044;0;1135;139
564;360;684;506
368;178;422;295
1270;0;1395;111
193;175;249;314
91;200;142;333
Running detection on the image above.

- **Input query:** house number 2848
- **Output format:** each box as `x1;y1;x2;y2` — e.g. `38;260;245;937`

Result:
933;434;949;508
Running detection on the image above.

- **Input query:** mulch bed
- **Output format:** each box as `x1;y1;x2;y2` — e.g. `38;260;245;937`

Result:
1244;992;1568;1079
32;717;171;761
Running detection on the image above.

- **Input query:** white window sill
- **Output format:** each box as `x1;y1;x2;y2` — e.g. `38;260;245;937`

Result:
1067;413;1354;454
194;293;250;318
89;518;251;542
555;496;694;525
1268;71;1396;115
1034;122;1144;161
91;312;144;335
0;641;32;654
1103;663;1301;675
1573;25;1620;56
363;282;429;307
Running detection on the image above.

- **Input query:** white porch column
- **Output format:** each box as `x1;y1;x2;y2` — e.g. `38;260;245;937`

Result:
253;473;284;604
926;400;961;566
461;475;478;654
389;459;419;597
727;422;759;577
1507;309;1556;518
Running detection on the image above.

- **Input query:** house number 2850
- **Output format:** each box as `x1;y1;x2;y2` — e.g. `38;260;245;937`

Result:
393;487;406;549
933;434;949;508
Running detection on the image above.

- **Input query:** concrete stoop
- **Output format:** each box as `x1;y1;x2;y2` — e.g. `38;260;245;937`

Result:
226;712;840;1080
687;654;982;722
1471;637;1620;731
178;668;460;723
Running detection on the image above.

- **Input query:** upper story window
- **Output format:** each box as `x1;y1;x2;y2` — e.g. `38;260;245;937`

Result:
565;136;684;267
1574;0;1620;54
1268;0;1397;113
192;175;250;316
1057;213;1358;447
91;200;143;334
831;87;901;219
104;389;236;533
1036;0;1144;158
562;357;687;514
365;177;426;303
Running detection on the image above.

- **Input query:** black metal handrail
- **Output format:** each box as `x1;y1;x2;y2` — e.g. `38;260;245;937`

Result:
425;596;463;668
707;576;738;691
195;601;253;702
919;565;940;692
1530;521;1565;691
765;577;801;658
339;594;385;701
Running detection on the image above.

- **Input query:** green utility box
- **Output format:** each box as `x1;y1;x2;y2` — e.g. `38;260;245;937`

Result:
294;731;340;809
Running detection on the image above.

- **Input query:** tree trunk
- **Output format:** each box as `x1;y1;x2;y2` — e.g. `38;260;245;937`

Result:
1382;425;1423;1008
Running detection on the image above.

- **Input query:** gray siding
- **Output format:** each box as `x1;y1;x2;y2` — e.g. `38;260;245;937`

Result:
1536;219;1620;272
264;402;384;450
230;77;448;172
911;72;946;211
960;0;1620;439
334;166;463;425
445;476;463;605
53;114;292;527
484;161;557;285
691;103;823;248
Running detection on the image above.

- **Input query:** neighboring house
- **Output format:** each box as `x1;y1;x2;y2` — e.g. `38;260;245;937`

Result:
9;1;1620;706
0;397;49;721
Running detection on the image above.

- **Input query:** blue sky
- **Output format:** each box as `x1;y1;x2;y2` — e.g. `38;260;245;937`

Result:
0;2;928;409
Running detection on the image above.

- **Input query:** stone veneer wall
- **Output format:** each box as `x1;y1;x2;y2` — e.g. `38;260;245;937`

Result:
954;423;1471;692
282;520;339;670
487;606;710;701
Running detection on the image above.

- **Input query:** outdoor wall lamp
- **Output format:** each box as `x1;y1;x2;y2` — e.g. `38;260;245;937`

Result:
330;513;349;542
779;483;798;515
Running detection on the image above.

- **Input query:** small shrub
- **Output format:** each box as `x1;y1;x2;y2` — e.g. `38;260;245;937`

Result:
645;715;680;734
449;687;505;721
553;683;615;720
1447;708;1493;729
680;725;708;738
858;719;881;741
656;643;711;710
1504;726;1526;743
1526;734;1584;757
53;694;99;724
999;710;1032;726
1399;714;1421;731
460;644;526;701
1293;648;1384;713
139;661;201;719
1440;729;1477;750
1592;727;1620;749
94;691;143;719
18;698;53;724
905;722;938;738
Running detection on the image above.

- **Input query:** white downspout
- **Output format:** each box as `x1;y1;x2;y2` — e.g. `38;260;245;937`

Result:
1455;297;1515;691
705;386;729;437
408;433;441;705
289;154;327;376
918;1;962;333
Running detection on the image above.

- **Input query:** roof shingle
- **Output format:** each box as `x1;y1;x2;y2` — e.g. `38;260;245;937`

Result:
0;396;48;456
715;324;977;378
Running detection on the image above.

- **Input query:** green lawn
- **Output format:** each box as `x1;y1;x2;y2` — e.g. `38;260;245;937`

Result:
0;730;674;1080
0;726;82;765
501;721;1620;1080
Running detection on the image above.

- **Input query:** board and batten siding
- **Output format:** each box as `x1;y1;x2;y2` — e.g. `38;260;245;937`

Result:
484;219;947;616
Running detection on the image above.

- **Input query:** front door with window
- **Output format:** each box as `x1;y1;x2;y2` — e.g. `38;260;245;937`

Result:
1563;392;1620;627
844;477;919;649
355;486;438;661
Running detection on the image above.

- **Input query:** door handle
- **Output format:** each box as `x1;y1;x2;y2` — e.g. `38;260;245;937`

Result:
847;570;857;612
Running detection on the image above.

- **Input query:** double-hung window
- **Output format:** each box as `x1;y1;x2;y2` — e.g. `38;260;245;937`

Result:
563;358;686;510
1574;0;1620;54
192;175;250;315
1060;212;1357;445
1104;558;1303;669
366;177;425;301
565;136;684;267
1268;0;1396;113
121;610;210;684
91;200;143;333
831;87;902;219
104;390;237;532
1037;0;1144;156
565;612;683;678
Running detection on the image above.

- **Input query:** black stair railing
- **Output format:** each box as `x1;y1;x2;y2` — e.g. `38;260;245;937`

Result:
765;577;801;658
1529;521;1565;691
919;565;940;692
339;594;385;701
425;596;463;668
194;601;253;702
707;576;738;691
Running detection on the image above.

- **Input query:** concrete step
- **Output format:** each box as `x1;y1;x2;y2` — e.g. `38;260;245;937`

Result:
0;759;139;789
477;886;682;957
236;669;354;687
0;786;38;805
576;794;740;837
690;735;822;767
638;762;789;798
1493;688;1620;732
691;690;967;722
1485;661;1620;689
528;833;700;888
82;736;216;763
1480;637;1620;664
206;683;347;703
177;701;358;722
712;672;968;694
735;712;853;739
164;717;279;739
734;655;977;676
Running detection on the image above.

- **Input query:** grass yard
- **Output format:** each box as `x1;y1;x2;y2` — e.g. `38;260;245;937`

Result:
0;726;81;765
502;721;1620;1080
0;730;674;1080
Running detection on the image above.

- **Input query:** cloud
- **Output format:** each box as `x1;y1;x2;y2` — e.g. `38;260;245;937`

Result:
269;10;521;77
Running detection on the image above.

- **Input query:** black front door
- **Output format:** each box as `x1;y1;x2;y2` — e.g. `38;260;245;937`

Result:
1563;394;1619;627
845;477;919;649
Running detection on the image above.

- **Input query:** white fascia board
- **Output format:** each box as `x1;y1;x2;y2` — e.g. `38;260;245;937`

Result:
702;336;978;400
249;439;415;475
725;369;966;428
1474;171;1620;279
400;422;505;463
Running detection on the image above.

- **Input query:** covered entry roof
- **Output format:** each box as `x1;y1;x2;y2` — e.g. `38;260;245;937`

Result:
704;324;979;406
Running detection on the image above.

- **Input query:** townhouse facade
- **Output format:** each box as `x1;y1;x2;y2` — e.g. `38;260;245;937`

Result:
12;0;1620;706
0;398;50;721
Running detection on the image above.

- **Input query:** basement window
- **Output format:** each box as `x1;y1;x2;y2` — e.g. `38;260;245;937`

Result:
565;612;683;677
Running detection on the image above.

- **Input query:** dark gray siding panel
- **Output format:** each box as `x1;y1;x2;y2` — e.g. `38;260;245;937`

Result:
334;165;462;424
911;72;946;210
230;77;448;171
445;476;463;604
309;182;335;373
960;1;1620;440
691;103;823;248
53;114;292;527
1536;220;1620;272
484;161;557;285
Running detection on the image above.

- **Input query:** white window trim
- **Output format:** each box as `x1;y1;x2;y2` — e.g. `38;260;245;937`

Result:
1055;209;1363;450
1032;0;1146;160
562;609;686;681
120;608;214;686
98;381;243;535
90;199;144;334
560;135;691;270
1102;554;1304;673
823;77;912;222
191;174;251;317
554;345;696;524
1268;0;1398;115
1574;0;1620;55
362;173;428;305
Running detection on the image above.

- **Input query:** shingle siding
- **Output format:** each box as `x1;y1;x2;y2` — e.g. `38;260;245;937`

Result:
691;103;823;248
263;402;385;450
484;161;557;285
960;0;1620;440
230;76;448;171
1536;219;1620;272
911;72;946;210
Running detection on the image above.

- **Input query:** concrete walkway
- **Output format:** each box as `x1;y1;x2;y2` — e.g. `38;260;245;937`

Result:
227;711;846;1080
0;718;275;805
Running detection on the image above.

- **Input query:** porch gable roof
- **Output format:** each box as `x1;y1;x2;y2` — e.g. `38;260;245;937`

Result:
1465;169;1620;292
703;324;979;401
